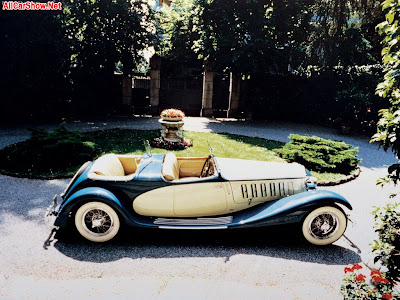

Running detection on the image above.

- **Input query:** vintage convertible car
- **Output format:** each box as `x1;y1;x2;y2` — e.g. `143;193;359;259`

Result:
47;147;352;245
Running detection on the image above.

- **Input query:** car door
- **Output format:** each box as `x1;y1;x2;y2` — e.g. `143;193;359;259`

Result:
173;182;228;217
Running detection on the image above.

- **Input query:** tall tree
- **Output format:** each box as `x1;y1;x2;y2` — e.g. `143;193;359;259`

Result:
64;0;156;75
157;0;198;63
62;0;157;114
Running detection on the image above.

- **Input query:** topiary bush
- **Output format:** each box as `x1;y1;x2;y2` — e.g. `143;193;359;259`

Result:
0;124;101;178
275;134;360;174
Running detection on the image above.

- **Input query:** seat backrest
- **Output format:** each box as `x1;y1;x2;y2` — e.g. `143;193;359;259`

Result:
117;155;138;175
90;153;125;177
162;152;179;181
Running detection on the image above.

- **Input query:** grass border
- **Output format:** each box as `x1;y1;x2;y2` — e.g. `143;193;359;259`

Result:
318;167;361;186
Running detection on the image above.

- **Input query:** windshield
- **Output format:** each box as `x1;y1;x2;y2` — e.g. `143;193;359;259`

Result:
144;140;152;157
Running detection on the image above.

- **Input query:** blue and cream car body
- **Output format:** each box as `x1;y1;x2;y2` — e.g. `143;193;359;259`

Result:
48;152;352;244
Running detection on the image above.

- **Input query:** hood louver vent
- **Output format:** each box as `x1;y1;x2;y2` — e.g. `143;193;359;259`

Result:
240;181;295;200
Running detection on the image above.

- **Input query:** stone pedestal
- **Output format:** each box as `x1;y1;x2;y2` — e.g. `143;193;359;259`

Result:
159;119;185;142
227;72;241;118
201;70;215;117
150;55;161;115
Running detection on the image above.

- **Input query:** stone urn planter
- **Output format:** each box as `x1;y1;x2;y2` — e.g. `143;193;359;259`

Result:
159;109;186;142
151;109;193;149
159;119;185;142
161;116;183;122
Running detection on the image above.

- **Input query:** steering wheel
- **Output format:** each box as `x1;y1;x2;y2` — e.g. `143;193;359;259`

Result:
200;156;214;178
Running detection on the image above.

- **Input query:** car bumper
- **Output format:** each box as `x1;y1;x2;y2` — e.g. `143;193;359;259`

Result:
45;194;61;226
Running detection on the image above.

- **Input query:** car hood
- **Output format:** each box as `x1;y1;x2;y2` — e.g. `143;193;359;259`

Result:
215;158;307;181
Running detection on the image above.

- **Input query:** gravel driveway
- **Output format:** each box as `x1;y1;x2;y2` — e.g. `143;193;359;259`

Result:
0;117;398;299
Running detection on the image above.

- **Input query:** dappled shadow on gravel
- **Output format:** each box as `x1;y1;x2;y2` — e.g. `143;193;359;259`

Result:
52;225;360;266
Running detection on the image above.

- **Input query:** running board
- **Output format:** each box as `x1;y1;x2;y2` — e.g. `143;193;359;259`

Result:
159;225;228;230
154;216;233;226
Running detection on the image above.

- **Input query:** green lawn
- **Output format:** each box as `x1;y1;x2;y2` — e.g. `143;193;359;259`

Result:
89;129;284;162
0;128;355;183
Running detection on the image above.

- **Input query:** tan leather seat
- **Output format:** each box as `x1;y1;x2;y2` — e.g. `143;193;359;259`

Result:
90;154;125;177
162;152;179;181
118;155;138;175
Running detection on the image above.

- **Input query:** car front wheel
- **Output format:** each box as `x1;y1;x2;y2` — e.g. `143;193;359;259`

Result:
75;202;120;242
302;206;347;246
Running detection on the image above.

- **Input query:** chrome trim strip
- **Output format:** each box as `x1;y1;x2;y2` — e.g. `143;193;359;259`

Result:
158;226;228;230
154;216;233;226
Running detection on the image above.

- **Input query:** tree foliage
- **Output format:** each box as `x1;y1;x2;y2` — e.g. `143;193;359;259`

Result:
307;0;382;66
157;0;198;63
191;0;313;75
63;0;156;75
61;0;157;115
0;0;158;121
371;0;400;185
157;0;382;75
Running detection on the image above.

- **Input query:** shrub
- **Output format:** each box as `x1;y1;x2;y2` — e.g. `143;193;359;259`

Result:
341;203;400;299
341;263;399;300
0;124;101;177
275;134;360;174
372;203;400;281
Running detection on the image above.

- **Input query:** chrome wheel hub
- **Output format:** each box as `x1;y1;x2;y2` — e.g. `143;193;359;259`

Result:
308;212;339;240
82;208;113;236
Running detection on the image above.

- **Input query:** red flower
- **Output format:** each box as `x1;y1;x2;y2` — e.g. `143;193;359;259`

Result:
344;267;353;273
382;293;393;300
344;263;363;274
160;108;185;118
355;274;366;282
373;276;382;283
373;276;389;284
371;270;381;277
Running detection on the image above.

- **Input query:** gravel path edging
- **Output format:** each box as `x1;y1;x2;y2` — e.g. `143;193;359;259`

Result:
318;167;361;186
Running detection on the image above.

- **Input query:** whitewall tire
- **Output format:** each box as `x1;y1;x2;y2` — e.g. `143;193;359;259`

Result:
75;201;120;242
302;206;347;246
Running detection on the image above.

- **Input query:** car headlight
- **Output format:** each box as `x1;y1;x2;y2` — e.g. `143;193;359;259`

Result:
306;176;318;190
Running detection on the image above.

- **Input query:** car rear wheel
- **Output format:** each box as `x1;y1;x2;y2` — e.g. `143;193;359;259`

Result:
302;206;347;246
75;202;120;242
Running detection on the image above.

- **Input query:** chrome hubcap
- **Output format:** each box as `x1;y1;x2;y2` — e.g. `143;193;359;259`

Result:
82;208;113;236
308;212;339;240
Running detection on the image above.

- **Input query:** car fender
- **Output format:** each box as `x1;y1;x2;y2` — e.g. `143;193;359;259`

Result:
236;190;352;227
54;187;131;227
